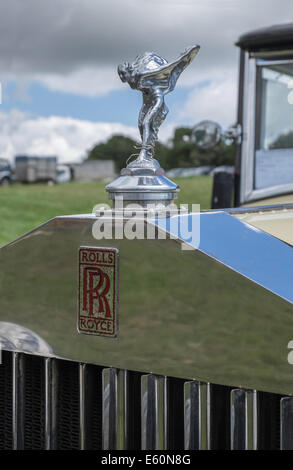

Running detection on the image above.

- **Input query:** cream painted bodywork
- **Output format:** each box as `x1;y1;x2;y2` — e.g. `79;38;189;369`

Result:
235;208;293;246
236;195;293;246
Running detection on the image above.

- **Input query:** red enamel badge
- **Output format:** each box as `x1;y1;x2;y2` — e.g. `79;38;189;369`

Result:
78;246;119;338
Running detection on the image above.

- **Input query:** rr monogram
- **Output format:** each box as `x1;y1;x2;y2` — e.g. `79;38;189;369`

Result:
82;267;111;317
78;247;118;338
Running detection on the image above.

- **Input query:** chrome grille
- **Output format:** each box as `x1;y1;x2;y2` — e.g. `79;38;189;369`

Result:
0;351;292;450
0;351;13;449
23;354;45;449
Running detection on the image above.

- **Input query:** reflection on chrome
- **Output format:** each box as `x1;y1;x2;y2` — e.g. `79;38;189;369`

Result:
0;322;53;355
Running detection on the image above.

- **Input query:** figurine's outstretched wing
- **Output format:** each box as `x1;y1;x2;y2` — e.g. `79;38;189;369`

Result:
138;45;200;91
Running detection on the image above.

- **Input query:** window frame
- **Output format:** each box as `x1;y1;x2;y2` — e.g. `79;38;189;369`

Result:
240;51;293;204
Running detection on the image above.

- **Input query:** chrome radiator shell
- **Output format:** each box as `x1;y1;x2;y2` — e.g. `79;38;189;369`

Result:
0;209;292;395
1;206;293;450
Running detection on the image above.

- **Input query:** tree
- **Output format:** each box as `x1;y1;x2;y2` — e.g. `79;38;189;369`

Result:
87;134;170;171
86;127;235;171
87;135;137;172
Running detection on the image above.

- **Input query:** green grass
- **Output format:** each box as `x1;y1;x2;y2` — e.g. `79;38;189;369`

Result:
0;176;212;246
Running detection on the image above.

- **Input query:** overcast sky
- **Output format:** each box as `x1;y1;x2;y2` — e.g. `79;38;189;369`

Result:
1;0;293;162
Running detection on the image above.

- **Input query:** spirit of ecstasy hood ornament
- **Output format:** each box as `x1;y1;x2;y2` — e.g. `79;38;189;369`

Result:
106;45;200;207
118;45;200;167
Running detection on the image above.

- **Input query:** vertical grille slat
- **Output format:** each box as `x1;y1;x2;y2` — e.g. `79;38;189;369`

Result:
281;397;293;450
141;374;165;450
79;364;86;450
102;368;127;450
184;381;210;450
45;357;57;450
230;389;258;450
12;352;25;450
0;351;13;449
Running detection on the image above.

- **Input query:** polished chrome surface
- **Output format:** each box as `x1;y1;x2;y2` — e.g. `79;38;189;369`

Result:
154;211;293;303
192;120;222;149
117;46;199;164
12;352;24;450
184;381;210;450
45;357;57;450
0;211;293;395
0;322;53;355
155;210;293;302
79;363;86;450
224;123;242;145
230;389;257;450
229;201;293;214
102;368;127;450
141;374;165;450
192;121;241;149
163;376;168;450
281;396;293;450
106;173;179;207
106;46;199;206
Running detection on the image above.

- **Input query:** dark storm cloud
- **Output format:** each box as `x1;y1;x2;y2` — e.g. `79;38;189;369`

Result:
0;0;292;76
1;0;293;161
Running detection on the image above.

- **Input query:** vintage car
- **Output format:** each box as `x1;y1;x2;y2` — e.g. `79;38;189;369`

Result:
0;159;13;186
1;23;293;451
207;22;293;210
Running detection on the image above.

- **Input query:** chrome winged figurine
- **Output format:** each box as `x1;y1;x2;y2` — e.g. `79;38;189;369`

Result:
118;45;200;168
106;45;200;206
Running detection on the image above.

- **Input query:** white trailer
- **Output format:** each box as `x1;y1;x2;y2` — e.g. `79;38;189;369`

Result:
15;155;57;183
